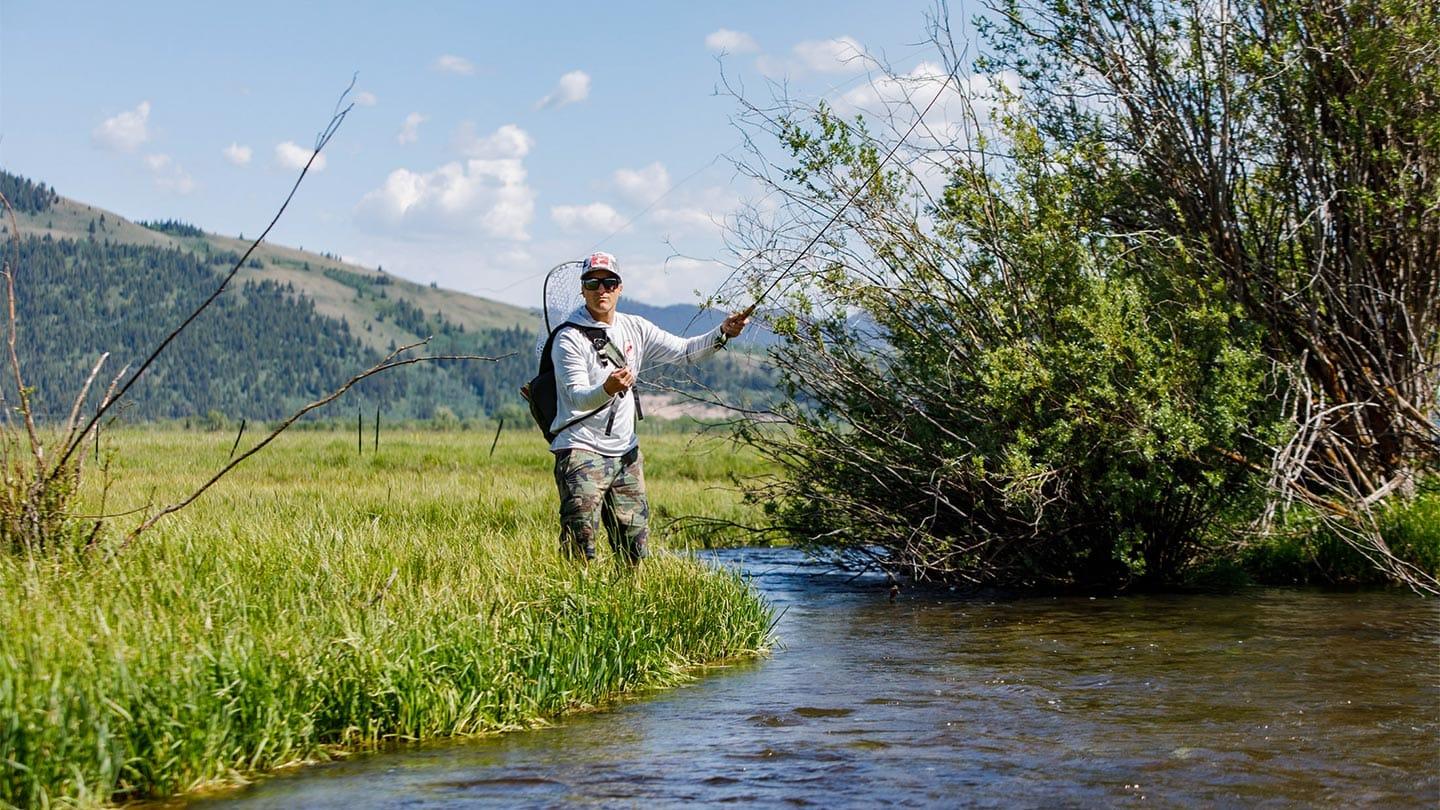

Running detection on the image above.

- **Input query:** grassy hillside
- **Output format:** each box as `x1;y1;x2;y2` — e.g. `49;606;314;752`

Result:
0;169;775;423
5;184;536;354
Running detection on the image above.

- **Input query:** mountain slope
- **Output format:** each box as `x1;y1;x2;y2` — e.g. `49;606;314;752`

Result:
5;179;537;353
0;169;775;422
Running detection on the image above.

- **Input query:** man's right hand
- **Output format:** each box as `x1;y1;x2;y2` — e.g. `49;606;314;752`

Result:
603;366;636;395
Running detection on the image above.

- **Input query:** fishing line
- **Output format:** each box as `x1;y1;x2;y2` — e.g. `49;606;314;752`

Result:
732;62;961;320
480;45;939;301
584;44;938;259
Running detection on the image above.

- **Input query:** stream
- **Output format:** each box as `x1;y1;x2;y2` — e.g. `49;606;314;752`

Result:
194;546;1440;807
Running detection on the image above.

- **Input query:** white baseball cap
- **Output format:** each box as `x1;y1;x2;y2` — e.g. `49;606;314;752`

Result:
580;251;621;279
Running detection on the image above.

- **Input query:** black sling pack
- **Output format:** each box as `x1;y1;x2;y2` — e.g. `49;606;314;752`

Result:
520;322;642;443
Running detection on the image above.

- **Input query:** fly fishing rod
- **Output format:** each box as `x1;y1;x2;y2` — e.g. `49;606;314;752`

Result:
734;64;961;321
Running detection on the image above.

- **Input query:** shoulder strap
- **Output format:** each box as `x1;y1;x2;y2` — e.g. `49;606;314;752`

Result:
544;320;643;433
575;324;643;424
538;321;589;375
542;321;613;436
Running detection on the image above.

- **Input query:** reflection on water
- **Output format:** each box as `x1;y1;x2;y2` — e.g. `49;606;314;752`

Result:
193;547;1440;808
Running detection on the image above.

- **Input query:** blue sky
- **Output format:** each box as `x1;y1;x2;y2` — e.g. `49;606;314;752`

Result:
1;1;976;306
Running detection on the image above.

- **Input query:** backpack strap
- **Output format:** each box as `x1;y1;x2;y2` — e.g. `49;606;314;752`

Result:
543;321;646;438
543;322;611;436
569;324;643;435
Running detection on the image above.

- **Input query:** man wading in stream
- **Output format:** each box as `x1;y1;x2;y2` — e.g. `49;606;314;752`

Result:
549;251;749;564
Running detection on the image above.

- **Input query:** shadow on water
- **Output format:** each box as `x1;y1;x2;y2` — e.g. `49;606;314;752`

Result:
191;547;1440;808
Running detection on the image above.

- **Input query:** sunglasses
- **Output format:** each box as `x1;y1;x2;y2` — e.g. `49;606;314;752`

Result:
582;277;622;291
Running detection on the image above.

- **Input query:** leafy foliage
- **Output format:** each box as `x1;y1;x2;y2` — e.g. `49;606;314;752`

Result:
974;0;1439;588
740;108;1276;587
727;0;1436;589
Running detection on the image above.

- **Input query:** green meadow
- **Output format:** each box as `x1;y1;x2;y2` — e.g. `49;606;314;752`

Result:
0;428;774;807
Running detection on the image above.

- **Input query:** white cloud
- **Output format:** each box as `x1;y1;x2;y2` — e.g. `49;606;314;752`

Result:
143;153;196;194
223;143;252;166
646;182;739;237
705;29;759;53
535;70;590;110
832;63;1019;199
651;206;722;235
551;202;628;233
356;157;535;240
795;36;866;73
274;141;327;172
757;36;870;78
835;62;1007;140
612;162;671;206
620;256;733;305
397;112;427;145
455;122;534;159
160;175;197;194
433;54;476;75
92;101;151;152
355;90;378;106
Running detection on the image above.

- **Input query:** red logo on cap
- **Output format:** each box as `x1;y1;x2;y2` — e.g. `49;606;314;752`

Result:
587;253;612;270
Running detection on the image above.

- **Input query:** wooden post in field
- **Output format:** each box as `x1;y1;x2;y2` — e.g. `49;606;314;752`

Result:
374;406;380;452
357;408;362;455
489;418;504;458
229;418;247;460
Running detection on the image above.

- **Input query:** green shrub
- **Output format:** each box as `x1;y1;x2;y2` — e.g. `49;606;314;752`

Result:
741;108;1278;588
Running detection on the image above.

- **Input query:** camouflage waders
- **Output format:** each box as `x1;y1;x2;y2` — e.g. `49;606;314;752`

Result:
553;447;649;564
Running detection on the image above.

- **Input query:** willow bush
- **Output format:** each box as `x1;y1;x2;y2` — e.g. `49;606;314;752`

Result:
725;0;1437;589
736;108;1277;588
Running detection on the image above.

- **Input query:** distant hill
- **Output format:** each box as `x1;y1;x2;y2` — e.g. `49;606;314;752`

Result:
1;171;537;351
0;169;775;423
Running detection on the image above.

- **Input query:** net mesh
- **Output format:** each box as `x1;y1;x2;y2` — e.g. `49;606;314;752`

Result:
535;260;584;360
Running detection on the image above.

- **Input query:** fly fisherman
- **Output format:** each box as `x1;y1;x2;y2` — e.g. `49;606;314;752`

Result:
550;251;749;564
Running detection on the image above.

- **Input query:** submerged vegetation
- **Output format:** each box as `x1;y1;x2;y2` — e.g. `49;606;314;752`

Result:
0;430;772;806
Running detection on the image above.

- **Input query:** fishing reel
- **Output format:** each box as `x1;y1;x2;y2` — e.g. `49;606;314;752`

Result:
592;334;630;397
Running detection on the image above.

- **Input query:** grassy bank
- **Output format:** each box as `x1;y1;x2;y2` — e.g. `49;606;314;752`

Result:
1237;482;1440;587
0;429;773;807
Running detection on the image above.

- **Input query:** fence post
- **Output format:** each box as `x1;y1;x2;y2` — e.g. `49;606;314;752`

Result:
489;417;504;458
229;418;247;460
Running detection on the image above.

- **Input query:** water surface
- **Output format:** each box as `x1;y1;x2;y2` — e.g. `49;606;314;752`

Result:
194;547;1440;807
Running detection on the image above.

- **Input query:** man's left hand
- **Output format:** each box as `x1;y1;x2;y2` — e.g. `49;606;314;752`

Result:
720;311;750;339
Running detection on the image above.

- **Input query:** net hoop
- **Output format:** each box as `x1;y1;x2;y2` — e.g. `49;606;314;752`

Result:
542;260;585;333
534;260;585;361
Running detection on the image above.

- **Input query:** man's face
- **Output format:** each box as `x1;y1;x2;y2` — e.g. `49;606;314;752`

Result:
581;272;622;317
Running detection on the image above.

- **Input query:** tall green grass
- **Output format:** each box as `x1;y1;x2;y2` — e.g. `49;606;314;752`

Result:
0;429;773;807
1237;480;1440;586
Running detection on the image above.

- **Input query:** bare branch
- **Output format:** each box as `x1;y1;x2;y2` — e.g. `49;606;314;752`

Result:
55;80;358;474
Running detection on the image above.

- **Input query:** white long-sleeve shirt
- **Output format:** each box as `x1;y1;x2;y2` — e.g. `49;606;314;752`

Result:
549;306;726;455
